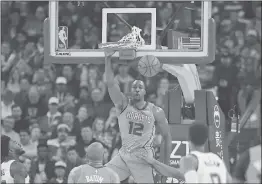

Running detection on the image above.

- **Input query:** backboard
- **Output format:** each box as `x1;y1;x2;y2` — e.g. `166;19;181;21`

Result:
44;1;215;65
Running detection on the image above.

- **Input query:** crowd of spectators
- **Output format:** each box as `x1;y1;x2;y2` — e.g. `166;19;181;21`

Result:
1;1;261;183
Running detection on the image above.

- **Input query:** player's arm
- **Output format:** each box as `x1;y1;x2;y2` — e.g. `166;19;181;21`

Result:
180;155;199;183
68;167;81;184
10;161;28;183
232;150;250;183
150;158;184;179
104;50;128;110
153;106;172;165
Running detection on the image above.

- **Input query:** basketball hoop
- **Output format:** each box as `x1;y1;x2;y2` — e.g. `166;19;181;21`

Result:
98;26;145;60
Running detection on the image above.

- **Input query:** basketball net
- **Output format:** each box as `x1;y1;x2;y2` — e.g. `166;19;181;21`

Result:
99;26;145;50
162;64;202;104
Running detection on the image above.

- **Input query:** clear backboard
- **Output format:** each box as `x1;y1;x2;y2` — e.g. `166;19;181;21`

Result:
44;1;215;65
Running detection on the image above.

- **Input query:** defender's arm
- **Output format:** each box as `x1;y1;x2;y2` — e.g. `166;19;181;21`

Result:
150;159;184;179
10;161;28;183
153;106;172;165
105;50;128;110
180;155;199;183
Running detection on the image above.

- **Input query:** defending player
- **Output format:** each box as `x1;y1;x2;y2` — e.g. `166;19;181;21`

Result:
139;124;232;183
104;49;172;183
1;135;30;183
68;142;120;183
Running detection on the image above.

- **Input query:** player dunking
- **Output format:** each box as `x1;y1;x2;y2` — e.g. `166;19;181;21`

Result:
68;142;120;183
1;135;30;184
58;27;67;48
140;124;232;183
104;49;172;183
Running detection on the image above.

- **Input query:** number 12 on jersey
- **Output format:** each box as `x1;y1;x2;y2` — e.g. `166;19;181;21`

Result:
129;122;144;136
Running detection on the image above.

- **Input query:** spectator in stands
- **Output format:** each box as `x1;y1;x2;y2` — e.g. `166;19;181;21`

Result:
61;93;76;114
92;117;107;144
62;65;79;98
1;116;20;143
19;128;37;159
38;97;61;138
75;105;93;127
54;76;69;105
90;88;112;119
1;90;15;119
23;86;47;124
237;29;261;114
49;161;67;184
65;146;82;177
75;125;96;158
47;124;76;161
61;111;81;138
22;158;32;174
1;41;17;81
32;69;48;96
30;124;41;145
76;86;92;110
30;143;55;183
15;31;28;52
87;66;106;97
103;145;111;164
14;77;31;108
7;68;21;94
23;6;46;37
12;104;29;133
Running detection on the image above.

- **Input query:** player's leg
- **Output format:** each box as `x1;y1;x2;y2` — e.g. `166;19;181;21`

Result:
125;147;155;183
105;153;131;181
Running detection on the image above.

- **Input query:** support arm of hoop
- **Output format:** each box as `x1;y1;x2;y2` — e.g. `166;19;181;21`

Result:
162;64;201;104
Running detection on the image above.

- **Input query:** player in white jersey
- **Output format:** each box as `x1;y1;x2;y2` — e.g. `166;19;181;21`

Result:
139;124;231;183
104;49;172;183
179;124;231;183
1;135;30;184
68;142;120;183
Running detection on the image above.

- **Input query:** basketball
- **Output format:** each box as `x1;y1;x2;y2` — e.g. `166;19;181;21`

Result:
138;55;161;77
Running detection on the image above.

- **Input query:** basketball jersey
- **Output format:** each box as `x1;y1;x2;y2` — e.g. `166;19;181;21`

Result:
190;151;227;183
118;102;155;151
1;160;30;184
246;144;261;183
71;165;117;183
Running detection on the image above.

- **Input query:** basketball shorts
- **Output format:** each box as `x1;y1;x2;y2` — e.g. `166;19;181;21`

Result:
106;147;155;183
